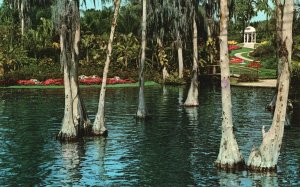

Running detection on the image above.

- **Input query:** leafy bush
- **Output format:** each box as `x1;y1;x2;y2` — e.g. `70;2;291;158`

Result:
260;56;277;69
3;63;62;81
250;41;275;58
238;74;258;82
292;60;300;78
164;72;186;85
293;36;300;62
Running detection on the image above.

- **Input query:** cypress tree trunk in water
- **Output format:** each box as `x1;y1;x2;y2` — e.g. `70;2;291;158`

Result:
267;0;293;128
136;0;147;118
57;0;91;141
177;32;184;79
93;0;120;136
247;0;293;171
184;12;199;107
215;0;244;170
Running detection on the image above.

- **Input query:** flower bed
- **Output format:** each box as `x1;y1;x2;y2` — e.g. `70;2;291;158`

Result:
228;45;241;51
230;56;244;64
228;40;238;45
247;61;262;68
0;76;135;86
43;78;64;85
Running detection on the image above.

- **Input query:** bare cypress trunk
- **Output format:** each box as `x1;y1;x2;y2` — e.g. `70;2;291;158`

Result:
247;0;293;171
184;12;199;107
267;0;292;127
207;20;215;66
215;0;244;170
268;0;284;110
177;32;184;79
276;0;284;79
20;0;24;35
57;1;91;141
93;0;120;136
136;0;147;118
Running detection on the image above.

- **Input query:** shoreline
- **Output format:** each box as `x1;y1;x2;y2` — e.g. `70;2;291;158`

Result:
0;81;160;89
231;79;276;88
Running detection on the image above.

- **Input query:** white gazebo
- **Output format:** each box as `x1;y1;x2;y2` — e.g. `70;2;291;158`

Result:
243;26;256;49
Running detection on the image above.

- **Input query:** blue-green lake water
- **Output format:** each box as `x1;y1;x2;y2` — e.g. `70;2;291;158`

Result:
0;85;299;186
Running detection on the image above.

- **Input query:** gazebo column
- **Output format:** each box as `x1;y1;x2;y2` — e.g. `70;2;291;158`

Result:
254;33;256;43
246;34;249;43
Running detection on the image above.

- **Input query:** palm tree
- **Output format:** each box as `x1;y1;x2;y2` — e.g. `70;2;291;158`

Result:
136;0;147;118
93;0;121;136
247;0;294;171
215;0;244;170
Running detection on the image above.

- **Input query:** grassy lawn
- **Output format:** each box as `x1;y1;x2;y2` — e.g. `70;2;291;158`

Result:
229;44;277;79
230;64;276;79
0;81;160;89
229;47;253;57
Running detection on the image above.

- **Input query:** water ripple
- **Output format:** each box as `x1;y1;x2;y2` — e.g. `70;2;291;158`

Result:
0;86;299;186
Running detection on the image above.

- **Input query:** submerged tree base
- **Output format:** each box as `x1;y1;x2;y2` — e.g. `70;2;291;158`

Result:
136;110;148;119
247;165;277;172
91;130;108;137
184;103;199;107
215;161;245;171
56;132;78;142
135;114;152;121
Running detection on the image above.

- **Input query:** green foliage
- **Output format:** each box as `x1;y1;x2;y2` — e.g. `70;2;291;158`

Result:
3;63;62;81
164;72;186;85
293;35;300;61
113;33;140;69
80;32;141;71
250;41;277;69
117;2;141;35
232;0;257;32
80;33;107;66
238;74;258;82
205;37;218;64
292;60;300;78
0;23;34;74
292;36;300;78
157;44;168;68
251;41;275;58
81;8;113;35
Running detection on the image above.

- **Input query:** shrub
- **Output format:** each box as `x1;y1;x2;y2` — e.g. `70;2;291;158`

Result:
238;74;258;82
164;73;186;85
250;42;275;58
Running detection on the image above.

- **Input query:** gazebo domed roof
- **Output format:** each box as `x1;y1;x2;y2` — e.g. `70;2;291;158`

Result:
244;26;256;33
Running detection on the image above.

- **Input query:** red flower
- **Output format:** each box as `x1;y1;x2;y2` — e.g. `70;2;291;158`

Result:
247;61;262;68
230;56;244;64
228;45;241;51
